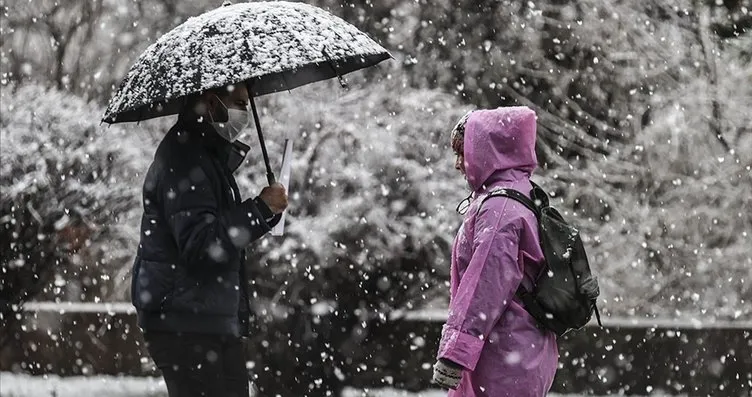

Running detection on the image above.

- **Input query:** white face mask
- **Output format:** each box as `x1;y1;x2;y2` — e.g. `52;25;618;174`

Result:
209;97;250;142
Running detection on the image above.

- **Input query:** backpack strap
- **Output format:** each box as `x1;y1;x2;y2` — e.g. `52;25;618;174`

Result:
480;186;545;302
481;187;540;218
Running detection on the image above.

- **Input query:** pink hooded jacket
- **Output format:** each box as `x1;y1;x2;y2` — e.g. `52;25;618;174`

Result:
437;107;558;397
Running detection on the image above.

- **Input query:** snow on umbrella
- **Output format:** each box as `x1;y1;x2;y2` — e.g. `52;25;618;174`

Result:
102;1;391;183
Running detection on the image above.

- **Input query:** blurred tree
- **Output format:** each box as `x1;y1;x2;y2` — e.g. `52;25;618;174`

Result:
0;84;147;348
0;0;211;99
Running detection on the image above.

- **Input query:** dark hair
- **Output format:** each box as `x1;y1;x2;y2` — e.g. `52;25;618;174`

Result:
451;111;472;154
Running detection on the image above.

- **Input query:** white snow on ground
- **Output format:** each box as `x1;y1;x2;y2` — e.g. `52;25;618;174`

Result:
0;373;167;397
0;373;683;397
394;309;752;329
20;301;752;330
20;302;136;314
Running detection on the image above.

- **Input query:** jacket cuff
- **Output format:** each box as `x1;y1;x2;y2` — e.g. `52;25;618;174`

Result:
436;325;485;371
266;213;283;228
253;197;283;228
253;197;275;219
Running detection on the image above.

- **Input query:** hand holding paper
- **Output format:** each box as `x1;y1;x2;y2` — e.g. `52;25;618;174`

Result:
270;139;293;236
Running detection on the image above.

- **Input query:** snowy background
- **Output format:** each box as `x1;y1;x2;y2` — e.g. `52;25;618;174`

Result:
1;0;751;396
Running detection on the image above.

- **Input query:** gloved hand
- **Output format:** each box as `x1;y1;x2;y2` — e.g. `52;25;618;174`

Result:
432;358;463;390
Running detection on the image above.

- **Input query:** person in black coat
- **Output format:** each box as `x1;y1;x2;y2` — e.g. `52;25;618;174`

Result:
131;82;288;397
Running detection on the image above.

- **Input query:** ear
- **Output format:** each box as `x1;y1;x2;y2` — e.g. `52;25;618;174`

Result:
204;92;228;122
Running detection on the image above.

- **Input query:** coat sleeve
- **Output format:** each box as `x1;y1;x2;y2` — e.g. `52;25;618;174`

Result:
437;204;524;371
160;161;273;272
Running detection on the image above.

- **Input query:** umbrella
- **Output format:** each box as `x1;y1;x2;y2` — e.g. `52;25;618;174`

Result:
102;1;390;184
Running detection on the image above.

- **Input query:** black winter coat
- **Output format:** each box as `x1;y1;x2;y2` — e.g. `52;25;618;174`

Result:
131;119;279;336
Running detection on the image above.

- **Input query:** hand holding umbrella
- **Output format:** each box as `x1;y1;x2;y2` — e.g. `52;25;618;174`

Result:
258;182;288;214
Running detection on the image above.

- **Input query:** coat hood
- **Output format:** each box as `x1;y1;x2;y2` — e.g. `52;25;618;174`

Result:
463;106;538;191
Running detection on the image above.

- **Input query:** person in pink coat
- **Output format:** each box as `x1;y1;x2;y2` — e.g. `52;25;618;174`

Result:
432;107;559;397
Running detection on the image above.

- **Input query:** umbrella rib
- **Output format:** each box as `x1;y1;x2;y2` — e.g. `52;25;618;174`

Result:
280;72;292;93
322;48;347;88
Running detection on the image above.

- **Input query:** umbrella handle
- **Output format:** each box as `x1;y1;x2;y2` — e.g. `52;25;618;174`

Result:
249;93;276;185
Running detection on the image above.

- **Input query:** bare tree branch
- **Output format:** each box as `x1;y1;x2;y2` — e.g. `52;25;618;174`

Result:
697;3;734;154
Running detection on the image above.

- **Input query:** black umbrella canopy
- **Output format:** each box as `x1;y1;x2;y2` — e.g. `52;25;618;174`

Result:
102;1;391;124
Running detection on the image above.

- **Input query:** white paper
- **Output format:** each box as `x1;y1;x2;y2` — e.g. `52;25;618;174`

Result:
270;139;293;236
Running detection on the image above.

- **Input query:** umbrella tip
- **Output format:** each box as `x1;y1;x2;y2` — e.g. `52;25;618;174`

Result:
221;0;232;6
